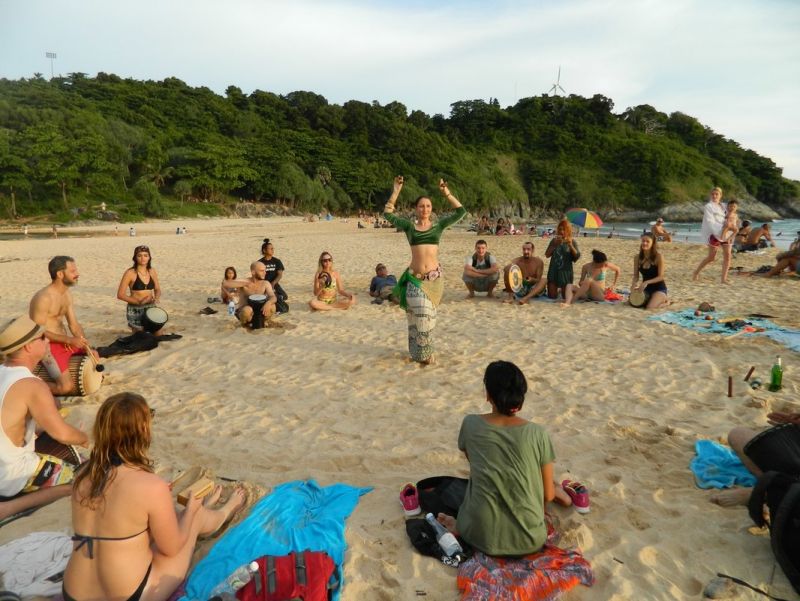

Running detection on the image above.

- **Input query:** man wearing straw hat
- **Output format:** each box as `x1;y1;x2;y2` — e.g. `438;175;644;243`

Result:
29;256;98;396
0;315;89;513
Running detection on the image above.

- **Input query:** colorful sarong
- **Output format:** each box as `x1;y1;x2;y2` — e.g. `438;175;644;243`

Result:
457;544;594;601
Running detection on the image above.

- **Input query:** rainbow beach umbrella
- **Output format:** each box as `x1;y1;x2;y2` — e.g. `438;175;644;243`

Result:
565;208;603;229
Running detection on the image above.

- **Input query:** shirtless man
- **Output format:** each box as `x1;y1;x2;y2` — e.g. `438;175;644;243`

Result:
710;412;800;507
742;223;775;251
650;218;672;242
224;261;277;327
504;241;544;304
29;256;98;396
0;315;89;519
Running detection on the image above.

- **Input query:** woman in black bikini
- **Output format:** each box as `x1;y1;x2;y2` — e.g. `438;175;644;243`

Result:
62;392;245;601
116;245;162;334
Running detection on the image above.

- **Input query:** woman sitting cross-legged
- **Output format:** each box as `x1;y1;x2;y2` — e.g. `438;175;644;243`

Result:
62;392;245;601
309;251;356;311
561;249;621;307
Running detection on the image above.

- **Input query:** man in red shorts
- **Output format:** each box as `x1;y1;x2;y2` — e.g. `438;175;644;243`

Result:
29;256;98;396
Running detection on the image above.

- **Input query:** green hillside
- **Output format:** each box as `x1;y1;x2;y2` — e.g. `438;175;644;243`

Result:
0;73;796;221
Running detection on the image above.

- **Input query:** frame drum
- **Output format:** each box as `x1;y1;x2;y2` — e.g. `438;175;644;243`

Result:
248;294;268;329
142;306;168;333
504;264;524;294
33;355;103;396
628;289;649;308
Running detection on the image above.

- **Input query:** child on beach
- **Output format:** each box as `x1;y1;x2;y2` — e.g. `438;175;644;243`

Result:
718;200;739;244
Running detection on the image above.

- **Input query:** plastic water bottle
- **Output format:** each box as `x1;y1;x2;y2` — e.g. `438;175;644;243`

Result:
227;299;236;316
769;356;783;392
425;513;463;557
209;561;259;597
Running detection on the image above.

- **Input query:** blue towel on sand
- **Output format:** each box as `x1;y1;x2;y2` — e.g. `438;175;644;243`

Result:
650;309;800;353
181;480;371;601
689;440;757;489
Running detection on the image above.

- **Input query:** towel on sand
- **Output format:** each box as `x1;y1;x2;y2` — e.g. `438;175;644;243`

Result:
0;531;72;596
181;480;371;601
689;440;757;489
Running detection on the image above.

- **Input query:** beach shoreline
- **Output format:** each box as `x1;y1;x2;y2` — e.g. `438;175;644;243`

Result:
0;216;797;599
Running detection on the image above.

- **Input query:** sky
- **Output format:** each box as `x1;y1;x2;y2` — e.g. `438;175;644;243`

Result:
1;0;798;180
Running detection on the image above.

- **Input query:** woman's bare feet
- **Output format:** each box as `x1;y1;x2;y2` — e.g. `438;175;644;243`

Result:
203;485;222;507
200;487;247;537
710;487;752;507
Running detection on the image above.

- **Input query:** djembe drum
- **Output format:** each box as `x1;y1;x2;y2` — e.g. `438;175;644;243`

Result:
142;306;168;333
248;294;268;329
33;355;103;396
628;289;649;308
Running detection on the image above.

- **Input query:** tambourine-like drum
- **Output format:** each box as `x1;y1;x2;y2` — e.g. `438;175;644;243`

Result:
142;307;168;333
628;289;649;308
504;264;524;294
248;294;268;329
33;355;103;397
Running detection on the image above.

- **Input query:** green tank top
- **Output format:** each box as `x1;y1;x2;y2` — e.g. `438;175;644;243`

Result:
383;206;467;246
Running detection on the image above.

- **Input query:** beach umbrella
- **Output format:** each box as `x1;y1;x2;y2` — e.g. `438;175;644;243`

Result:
565;208;603;229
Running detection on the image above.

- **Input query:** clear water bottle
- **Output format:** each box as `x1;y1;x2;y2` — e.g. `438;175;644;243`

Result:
227;299;236;316
209;561;259;597
769;356;783;392
425;513;463;557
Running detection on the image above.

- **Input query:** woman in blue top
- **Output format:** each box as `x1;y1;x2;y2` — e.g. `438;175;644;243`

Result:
383;176;466;364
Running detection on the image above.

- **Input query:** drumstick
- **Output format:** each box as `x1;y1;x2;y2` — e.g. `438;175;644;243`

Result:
83;343;105;373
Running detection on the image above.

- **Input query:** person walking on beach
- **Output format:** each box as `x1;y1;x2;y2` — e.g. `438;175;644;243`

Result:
692;187;729;282
383;176;466;365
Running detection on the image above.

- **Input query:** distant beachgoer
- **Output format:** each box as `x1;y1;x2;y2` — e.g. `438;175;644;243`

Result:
754;236;800;277
258;238;288;312
462;239;500;298
383;176;466;364
129;227;136;237
710;412;800;507
476;215;492;235
116;245;162;335
52;225;58;239
62;392;245;601
741;223;775;251
220;266;239;305
309;252;356;311
631;233;669;309
734;220;751;250
651;218;673;242
561;249;621;307
369;263;397;304
495;218;510;236
436;361;575;557
543;219;581;299
23;224;29;237
692;187;728;282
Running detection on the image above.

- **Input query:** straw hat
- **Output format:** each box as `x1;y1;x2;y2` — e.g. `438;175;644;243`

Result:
0;315;45;356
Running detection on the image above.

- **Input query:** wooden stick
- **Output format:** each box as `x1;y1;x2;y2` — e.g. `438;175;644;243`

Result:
727;376;733;398
744;366;756;381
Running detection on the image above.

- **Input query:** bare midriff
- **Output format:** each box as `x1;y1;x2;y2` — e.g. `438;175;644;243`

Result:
408;243;439;277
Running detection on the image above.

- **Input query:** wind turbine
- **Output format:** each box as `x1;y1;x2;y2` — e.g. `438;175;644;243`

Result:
548;66;566;96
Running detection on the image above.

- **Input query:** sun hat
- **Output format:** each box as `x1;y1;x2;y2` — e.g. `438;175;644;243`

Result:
0;315;45;356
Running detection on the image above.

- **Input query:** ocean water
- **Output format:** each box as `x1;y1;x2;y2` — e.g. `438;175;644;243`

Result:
593;219;800;250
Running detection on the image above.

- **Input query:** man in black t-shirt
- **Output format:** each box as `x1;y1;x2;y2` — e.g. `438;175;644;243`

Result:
258;239;288;313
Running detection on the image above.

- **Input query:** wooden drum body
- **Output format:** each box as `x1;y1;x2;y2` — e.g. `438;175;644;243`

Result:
248;294;268;329
34;355;103;396
628;289;649;308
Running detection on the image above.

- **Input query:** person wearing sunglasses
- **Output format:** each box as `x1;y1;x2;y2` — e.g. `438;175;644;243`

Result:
309;252;356;311
383;176;466;364
117;246;162;334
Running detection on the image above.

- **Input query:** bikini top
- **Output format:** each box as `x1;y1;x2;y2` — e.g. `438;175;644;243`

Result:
384;206;467;246
72;528;148;559
131;271;155;291
639;262;659;280
593;269;606;282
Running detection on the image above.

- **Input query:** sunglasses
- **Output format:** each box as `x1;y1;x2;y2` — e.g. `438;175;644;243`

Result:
135;246;150;253
321;257;332;262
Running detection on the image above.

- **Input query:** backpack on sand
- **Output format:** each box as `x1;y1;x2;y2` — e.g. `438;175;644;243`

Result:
235;550;338;601
748;471;800;593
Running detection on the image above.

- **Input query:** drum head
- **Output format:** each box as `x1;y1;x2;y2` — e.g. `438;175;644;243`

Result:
248;294;267;303
504;264;524;293
78;355;103;396
144;306;168;325
629;290;648;308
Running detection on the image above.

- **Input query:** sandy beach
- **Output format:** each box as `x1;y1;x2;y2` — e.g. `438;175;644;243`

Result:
0;216;798;600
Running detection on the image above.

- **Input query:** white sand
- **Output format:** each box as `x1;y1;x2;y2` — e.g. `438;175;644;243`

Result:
0;217;798;599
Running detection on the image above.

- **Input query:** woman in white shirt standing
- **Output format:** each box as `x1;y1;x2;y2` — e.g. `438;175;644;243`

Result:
692;187;729;282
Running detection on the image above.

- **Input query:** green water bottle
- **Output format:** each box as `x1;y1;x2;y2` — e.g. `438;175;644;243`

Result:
769;356;783;392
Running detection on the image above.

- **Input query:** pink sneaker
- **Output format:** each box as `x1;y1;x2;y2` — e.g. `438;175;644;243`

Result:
562;480;590;514
399;483;421;517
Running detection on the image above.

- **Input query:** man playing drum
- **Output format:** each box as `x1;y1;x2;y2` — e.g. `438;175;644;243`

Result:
0;315;89;517
224;262;278;327
29;256;99;396
505;241;545;305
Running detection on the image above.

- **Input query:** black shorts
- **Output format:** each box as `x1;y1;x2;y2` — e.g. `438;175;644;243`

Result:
744;424;800;475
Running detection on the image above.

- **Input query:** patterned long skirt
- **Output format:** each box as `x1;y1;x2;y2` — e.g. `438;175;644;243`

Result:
405;278;443;363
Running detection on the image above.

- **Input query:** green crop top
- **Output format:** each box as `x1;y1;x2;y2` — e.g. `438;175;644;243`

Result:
383;206;467;246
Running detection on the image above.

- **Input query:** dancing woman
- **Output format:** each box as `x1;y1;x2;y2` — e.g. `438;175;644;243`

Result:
384;176;466;364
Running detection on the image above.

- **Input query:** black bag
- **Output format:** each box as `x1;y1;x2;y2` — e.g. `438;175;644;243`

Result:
748;471;800;593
